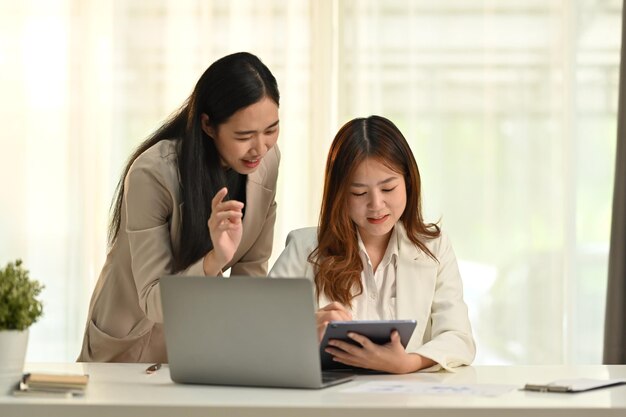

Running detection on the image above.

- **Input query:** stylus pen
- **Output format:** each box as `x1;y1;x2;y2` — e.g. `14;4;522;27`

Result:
145;363;161;374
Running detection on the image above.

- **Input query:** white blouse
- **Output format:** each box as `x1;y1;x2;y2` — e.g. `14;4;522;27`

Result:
351;227;399;320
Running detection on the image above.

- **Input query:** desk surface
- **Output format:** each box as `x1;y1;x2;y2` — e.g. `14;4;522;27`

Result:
1;363;625;417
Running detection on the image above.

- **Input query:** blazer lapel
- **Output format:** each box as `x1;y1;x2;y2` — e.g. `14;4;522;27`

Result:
230;164;273;263
395;225;438;340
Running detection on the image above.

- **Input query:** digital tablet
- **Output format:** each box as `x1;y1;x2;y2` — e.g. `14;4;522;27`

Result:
319;319;417;370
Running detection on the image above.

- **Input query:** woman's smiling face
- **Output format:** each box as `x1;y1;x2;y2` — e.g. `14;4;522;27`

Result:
347;157;407;244
202;96;279;173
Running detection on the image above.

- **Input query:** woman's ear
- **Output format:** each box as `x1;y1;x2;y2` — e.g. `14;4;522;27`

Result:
200;113;216;138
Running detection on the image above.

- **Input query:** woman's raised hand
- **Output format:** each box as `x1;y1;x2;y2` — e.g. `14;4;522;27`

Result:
203;187;244;275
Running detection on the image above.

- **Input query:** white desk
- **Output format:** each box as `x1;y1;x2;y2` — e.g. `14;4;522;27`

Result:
0;363;625;416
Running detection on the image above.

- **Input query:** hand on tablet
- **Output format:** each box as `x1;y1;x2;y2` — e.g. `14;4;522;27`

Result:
324;330;422;374
315;302;352;342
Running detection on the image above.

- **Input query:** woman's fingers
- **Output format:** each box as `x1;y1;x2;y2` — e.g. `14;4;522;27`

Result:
389;330;402;345
210;187;244;214
206;187;245;268
318;302;352;321
208;187;244;232
322;328;413;373
211;202;244;223
211;187;228;211
215;200;244;213
213;210;243;223
316;310;349;326
325;346;356;359
320;301;348;312
316;303;351;342
346;332;373;348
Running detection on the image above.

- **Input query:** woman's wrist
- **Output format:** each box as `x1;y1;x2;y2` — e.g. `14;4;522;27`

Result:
401;354;436;374
202;250;225;276
399;353;421;373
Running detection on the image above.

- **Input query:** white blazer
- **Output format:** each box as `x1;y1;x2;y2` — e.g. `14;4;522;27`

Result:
269;224;476;371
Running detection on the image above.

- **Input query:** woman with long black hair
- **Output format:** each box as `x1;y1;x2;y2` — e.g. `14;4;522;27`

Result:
79;52;281;363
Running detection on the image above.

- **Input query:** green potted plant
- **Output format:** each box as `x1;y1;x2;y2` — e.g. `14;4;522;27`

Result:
0;259;44;395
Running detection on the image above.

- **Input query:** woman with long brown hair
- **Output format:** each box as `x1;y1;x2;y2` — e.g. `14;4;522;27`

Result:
270;115;475;374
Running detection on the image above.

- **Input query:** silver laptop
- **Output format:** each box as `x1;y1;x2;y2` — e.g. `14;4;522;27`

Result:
160;276;353;389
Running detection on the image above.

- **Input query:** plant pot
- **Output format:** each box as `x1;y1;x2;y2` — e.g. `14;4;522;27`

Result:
0;329;29;396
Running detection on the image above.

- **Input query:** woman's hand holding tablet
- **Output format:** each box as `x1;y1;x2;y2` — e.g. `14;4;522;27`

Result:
319;320;417;372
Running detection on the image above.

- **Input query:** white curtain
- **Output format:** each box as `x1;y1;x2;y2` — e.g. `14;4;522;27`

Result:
0;0;620;364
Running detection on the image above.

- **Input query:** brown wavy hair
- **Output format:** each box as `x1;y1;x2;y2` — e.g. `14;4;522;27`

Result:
308;115;440;307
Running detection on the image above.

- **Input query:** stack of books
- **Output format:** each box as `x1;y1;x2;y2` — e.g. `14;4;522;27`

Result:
13;372;89;398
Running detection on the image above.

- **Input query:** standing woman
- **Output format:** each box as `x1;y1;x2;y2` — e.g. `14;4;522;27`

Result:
79;52;281;363
270;116;475;373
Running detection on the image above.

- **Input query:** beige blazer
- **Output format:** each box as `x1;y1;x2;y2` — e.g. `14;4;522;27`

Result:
78;139;280;363
268;224;476;372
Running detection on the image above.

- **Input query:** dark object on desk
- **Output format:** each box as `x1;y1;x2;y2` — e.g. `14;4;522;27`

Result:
523;378;626;393
320;320;417;370
524;384;573;393
145;363;161;374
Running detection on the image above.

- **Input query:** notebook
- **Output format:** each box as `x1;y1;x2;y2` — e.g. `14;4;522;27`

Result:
160;276;353;389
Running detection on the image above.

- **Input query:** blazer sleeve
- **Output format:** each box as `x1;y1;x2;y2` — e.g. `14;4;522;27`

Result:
268;228;317;279
124;159;204;323
412;233;476;371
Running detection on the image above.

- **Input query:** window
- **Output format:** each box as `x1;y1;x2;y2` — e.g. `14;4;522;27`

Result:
0;0;620;364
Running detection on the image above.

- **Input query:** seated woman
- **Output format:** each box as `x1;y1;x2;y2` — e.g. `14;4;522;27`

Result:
269;115;475;374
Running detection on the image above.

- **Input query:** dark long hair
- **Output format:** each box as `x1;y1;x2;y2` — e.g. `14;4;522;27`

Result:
108;52;279;271
309;115;440;306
